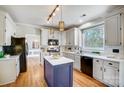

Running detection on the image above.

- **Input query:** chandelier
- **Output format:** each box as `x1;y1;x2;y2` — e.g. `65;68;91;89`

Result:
59;6;64;31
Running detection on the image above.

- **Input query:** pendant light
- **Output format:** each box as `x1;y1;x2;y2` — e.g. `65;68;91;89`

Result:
59;5;64;31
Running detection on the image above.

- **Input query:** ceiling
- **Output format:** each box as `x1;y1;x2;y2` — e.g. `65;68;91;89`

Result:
0;5;124;29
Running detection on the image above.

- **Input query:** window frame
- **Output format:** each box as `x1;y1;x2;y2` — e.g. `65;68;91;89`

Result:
82;24;105;51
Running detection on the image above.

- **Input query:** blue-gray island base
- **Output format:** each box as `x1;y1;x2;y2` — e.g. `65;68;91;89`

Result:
44;56;74;87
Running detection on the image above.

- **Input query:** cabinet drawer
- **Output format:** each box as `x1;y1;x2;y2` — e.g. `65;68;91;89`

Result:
93;58;104;63
104;61;119;68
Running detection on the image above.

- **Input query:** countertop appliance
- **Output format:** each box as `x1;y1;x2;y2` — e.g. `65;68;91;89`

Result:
81;56;93;77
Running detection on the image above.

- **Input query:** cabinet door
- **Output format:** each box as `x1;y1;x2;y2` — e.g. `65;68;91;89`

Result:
41;29;48;46
74;55;80;71
5;17;15;45
103;66;115;86
61;31;66;45
105;14;121;46
66;31;70;45
103;66;119;86
16;57;20;77
0;14;5;45
93;59;103;81
69;30;74;45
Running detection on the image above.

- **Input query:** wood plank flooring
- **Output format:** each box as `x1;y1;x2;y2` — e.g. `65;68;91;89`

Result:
1;57;106;87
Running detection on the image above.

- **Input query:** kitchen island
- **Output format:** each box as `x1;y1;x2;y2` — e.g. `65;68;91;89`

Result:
44;56;74;87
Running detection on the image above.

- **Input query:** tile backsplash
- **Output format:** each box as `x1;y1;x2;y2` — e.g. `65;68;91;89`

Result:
104;46;124;56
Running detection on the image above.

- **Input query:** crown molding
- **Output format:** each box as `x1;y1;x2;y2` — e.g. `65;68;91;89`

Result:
16;23;42;29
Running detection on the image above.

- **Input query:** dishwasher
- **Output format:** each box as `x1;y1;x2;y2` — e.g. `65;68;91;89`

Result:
81;56;93;77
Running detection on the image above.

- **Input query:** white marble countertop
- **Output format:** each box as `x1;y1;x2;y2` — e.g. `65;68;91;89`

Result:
44;56;74;66
62;51;124;62
0;55;19;61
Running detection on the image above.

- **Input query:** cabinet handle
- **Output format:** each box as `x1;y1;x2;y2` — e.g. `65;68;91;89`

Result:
118;69;119;72
96;60;99;62
104;68;106;72
108;63;112;65
100;67;102;71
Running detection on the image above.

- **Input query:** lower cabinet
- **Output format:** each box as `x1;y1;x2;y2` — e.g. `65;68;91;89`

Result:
74;55;81;71
93;59;103;81
93;58;119;87
63;52;81;71
0;56;20;85
103;61;119;86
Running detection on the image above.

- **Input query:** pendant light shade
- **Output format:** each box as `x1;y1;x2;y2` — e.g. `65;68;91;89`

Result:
59;5;64;31
59;21;64;31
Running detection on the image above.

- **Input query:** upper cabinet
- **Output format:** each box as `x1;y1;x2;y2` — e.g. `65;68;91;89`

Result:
60;31;66;45
41;28;48;46
105;13;123;46
0;11;16;46
0;13;5;46
41;28;62;46
66;28;80;46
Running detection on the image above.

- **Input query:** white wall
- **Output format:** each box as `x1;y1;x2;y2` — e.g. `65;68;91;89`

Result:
16;24;40;37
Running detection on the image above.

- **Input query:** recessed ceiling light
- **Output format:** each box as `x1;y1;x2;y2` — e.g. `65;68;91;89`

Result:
79;19;82;23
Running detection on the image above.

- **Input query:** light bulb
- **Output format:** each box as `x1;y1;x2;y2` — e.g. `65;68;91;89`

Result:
56;7;60;11
79;19;82;23
53;13;56;16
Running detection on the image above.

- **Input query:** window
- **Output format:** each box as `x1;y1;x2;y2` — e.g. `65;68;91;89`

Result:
82;24;104;50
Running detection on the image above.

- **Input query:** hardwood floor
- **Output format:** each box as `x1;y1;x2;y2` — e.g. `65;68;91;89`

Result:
1;57;106;87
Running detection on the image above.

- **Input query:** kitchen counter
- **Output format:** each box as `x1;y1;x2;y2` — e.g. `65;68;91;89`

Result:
44;56;74;66
62;51;124;62
0;55;20;61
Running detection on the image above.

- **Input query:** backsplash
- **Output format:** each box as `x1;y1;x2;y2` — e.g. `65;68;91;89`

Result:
104;46;124;56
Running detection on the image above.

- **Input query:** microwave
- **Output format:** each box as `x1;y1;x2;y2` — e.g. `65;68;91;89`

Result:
48;39;59;45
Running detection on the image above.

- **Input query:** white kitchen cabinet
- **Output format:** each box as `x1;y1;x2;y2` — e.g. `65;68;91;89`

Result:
63;52;68;58
41;28;48;46
63;52;81;71
41;28;62;46
0;11;16;46
74;55;81;71
93;58;103;81
5;16;16;45
93;58;119;87
103;61;119;86
0;56;20;85
16;57;20;77
105;13;122;46
0;13;5;45
60;31;66;45
66;28;79;46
